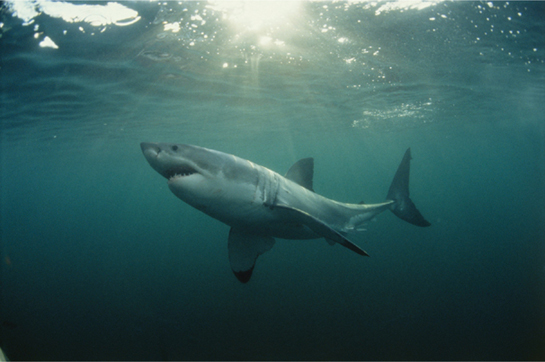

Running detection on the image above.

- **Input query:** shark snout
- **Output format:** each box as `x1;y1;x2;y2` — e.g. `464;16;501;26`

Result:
141;142;201;181
141;142;160;156
141;142;164;164
141;142;165;176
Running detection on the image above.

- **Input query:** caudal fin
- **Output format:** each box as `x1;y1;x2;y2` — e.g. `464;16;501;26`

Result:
386;148;431;227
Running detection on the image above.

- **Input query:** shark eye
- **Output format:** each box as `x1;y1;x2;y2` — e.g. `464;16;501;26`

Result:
171;145;178;151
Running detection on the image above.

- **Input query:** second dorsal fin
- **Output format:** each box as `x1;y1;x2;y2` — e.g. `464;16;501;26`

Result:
285;157;314;192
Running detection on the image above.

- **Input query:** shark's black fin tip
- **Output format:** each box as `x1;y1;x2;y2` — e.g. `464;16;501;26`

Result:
228;228;275;283
357;249;370;257
234;268;254;283
419;219;431;227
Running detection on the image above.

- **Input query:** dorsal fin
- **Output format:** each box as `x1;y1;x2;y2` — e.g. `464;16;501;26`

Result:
285;157;314;192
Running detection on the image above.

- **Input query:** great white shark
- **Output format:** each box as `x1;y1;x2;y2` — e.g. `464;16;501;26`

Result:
141;142;430;283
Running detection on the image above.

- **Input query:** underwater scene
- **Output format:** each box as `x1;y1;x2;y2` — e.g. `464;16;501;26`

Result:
1;0;544;360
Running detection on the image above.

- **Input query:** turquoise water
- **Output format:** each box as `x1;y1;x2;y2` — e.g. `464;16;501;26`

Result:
1;1;544;360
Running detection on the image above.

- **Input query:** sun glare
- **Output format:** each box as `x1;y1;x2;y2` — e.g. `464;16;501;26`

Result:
208;1;302;33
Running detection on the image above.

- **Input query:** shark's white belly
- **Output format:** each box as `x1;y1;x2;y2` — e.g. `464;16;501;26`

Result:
168;167;323;239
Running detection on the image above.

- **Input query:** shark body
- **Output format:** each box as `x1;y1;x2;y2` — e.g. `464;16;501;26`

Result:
141;142;430;283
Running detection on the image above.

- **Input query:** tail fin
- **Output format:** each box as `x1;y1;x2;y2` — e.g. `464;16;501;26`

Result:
386;148;431;227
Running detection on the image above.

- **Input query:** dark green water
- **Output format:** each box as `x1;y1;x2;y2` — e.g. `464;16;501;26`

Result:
1;1;544;360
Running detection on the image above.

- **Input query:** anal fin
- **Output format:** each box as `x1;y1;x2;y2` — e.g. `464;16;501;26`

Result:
228;228;275;283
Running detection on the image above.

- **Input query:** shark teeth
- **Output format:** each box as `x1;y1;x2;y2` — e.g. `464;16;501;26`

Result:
165;167;197;180
172;172;195;178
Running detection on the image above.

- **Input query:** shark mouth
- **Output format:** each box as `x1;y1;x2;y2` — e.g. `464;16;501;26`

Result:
164;166;198;180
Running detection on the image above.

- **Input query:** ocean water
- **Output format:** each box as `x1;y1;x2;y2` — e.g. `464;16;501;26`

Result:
1;1;544;360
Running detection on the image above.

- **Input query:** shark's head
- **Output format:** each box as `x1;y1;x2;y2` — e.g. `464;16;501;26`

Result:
140;142;256;212
141;142;221;179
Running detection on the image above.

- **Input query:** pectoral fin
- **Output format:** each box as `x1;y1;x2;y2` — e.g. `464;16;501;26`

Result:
228;228;275;283
274;205;369;257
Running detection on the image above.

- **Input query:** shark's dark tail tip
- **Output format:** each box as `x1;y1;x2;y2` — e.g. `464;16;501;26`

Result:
386;148;431;227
